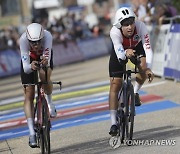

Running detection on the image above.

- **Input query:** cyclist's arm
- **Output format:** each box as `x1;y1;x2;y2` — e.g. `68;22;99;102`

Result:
42;31;53;66
137;21;153;68
20;33;33;74
110;27;126;60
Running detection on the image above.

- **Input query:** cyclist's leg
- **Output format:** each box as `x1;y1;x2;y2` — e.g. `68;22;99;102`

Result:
39;67;53;94
23;85;35;132
109;50;124;136
39;50;57;118
134;42;147;106
24;86;37;147
39;67;57;118
39;50;53;94
21;60;37;147
109;77;123;135
134;57;147;106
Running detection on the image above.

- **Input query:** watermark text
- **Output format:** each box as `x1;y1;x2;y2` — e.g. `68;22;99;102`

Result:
122;139;176;146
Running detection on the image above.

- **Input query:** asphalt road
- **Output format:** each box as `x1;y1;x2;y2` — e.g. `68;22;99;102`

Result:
0;56;180;154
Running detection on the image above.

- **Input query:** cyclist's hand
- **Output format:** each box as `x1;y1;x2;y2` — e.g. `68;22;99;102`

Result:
119;58;128;65
31;61;40;70
40;56;48;66
125;49;135;58
146;68;154;83
129;56;141;66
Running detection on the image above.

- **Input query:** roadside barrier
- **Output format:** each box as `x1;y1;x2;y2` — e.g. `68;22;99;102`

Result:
53;41;84;66
163;23;180;81
77;37;109;59
0;36;111;78
0;49;20;77
148;15;180;82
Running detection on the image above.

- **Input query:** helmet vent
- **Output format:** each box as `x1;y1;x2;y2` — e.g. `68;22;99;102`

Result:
122;9;129;15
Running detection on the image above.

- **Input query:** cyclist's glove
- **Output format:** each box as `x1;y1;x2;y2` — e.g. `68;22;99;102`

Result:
129;56;141;66
118;58;128;65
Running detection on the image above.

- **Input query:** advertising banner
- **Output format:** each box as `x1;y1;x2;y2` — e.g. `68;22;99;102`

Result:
77;37;109;59
164;24;180;81
53;41;84;66
151;24;171;77
0;50;21;78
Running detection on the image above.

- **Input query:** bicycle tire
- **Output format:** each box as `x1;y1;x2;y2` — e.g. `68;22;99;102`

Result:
40;128;45;153
125;84;135;141
35;96;42;148
37;97;45;152
128;84;135;140
117;109;125;143
117;88;125;143
41;97;51;154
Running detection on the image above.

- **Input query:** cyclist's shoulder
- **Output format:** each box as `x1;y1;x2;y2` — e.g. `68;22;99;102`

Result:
135;20;145;25
19;32;29;47
135;20;148;31
110;26;122;37
19;32;27;41
43;30;53;40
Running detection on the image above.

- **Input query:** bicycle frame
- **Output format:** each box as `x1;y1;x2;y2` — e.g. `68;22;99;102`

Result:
31;67;61;153
34;81;50;149
35;82;50;126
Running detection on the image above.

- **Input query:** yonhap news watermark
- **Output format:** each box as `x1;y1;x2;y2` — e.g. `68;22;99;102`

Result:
122;139;176;146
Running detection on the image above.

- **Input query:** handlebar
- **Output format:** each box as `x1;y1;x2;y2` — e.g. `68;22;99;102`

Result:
112;55;141;75
26;63;62;91
23;81;62;91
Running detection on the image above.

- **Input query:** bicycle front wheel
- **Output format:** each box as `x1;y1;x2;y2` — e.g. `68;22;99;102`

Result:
117;88;125;143
40;98;51;154
125;84;135;141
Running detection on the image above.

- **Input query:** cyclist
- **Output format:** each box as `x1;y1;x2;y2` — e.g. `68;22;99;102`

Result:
20;23;57;147
109;7;154;136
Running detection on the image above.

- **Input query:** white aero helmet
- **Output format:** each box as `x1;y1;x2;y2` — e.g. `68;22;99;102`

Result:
26;23;44;41
113;7;135;28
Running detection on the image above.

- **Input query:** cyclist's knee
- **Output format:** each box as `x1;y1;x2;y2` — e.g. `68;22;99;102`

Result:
39;68;52;82
110;77;122;90
43;84;52;95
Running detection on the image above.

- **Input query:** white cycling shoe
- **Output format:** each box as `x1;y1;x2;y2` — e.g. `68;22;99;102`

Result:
48;104;57;118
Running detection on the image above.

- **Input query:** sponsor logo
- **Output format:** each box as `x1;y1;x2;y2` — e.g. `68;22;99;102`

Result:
133;34;140;41
44;48;49;59
22;55;27;61
118;47;124;53
144;34;151;49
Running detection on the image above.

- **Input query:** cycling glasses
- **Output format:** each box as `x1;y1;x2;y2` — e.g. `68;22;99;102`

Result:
29;40;42;45
121;17;135;27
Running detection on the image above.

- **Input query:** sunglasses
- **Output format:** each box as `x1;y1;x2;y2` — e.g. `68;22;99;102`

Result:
29;40;42;45
121;17;135;27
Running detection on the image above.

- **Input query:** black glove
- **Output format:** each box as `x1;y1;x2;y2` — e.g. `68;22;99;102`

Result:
119;58;128;65
129;56;141;65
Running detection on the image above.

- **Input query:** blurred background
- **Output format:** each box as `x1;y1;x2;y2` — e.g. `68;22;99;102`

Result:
0;0;180;81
